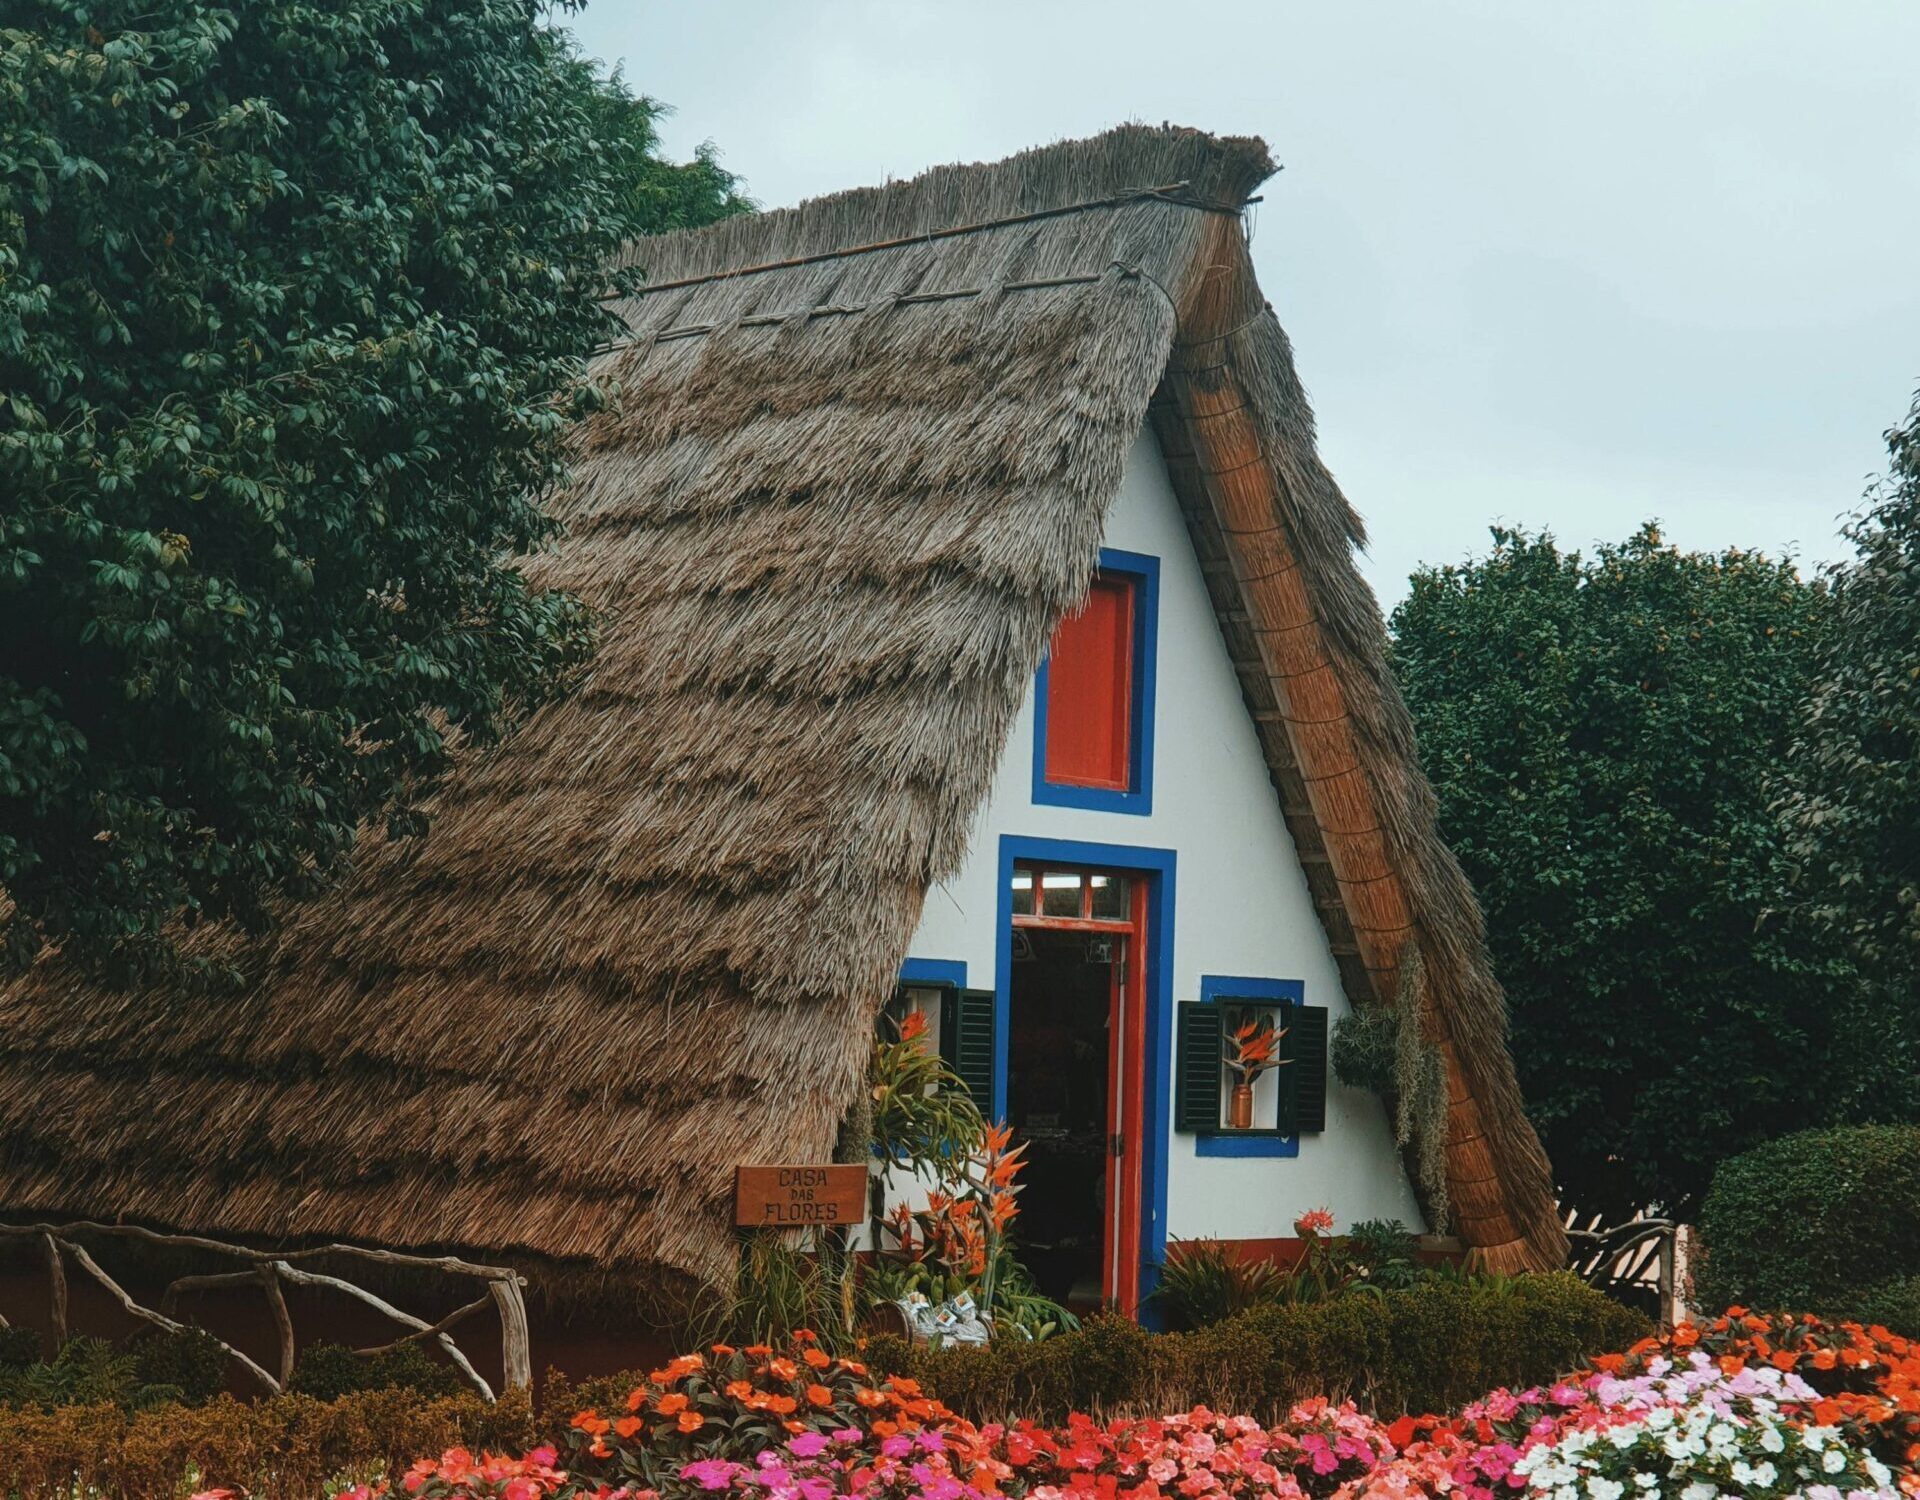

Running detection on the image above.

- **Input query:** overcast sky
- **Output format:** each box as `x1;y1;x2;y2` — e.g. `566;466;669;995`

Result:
568;1;1920;609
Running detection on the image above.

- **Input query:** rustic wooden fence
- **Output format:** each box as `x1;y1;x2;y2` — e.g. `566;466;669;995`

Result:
1565;1209;1678;1323
0;1220;530;1398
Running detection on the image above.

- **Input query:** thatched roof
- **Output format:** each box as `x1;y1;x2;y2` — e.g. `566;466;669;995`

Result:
0;125;1566;1288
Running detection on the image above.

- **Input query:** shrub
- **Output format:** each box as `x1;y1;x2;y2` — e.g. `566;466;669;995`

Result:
868;1272;1646;1421
1152;1239;1287;1330
1696;1124;1920;1314
0;1327;236;1411
288;1340;472;1402
0;1387;533;1500
1853;1275;1920;1339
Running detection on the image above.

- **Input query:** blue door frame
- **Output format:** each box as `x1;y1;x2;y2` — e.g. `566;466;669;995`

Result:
992;833;1177;1311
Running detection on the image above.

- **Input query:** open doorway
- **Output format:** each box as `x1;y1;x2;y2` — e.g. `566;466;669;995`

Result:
1003;863;1144;1315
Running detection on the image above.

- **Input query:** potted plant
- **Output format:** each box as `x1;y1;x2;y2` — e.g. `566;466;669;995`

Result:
1222;1012;1285;1129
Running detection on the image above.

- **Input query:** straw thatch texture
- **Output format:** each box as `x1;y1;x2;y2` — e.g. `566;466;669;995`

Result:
0;125;1564;1289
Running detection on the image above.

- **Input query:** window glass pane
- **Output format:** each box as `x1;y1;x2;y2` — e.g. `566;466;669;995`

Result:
1087;873;1129;921
1040;871;1082;918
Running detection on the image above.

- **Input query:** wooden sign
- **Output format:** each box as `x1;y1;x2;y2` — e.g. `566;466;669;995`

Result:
734;1164;867;1228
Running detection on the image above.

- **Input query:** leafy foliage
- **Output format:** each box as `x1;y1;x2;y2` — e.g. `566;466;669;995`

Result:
1774;393;1920;1055
1389;524;1880;1219
0;1327;226;1411
1152;1239;1288;1329
288;1339;470;1402
0;1;744;976
870;1010;985;1165
871;1272;1646;1423
1695;1124;1920;1322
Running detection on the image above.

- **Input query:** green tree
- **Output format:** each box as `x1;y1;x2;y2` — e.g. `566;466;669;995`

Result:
0;3;745;976
1389;524;1876;1220
1775;395;1920;1035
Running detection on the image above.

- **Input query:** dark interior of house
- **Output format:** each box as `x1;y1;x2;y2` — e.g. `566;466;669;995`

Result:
1005;928;1114;1313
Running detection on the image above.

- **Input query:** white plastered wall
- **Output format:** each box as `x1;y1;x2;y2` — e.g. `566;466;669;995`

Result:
901;426;1424;1247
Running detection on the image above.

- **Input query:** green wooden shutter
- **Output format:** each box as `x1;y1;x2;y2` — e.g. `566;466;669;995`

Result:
942;987;997;1111
1278;1002;1329;1134
1174;1000;1224;1132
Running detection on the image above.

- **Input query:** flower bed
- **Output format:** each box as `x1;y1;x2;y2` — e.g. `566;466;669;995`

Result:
378;1323;1913;1500
18;1311;1911;1499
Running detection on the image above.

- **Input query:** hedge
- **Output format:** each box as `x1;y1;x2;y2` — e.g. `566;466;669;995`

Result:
0;1387;534;1500
864;1271;1647;1422
1696;1124;1920;1319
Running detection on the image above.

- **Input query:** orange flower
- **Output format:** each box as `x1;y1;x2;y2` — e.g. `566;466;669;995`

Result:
806;1383;834;1408
676;1410;705;1434
768;1357;799;1382
656;1392;689;1415
854;1388;888;1409
745;1344;773;1358
1770;1350;1799;1371
765;1394;798;1416
625;1387;647;1413
792;1328;817;1343
725;1380;756;1400
571;1411;610;1436
710;1343;737;1357
838;1359;869;1377
803;1347;832;1369
613;1416;642;1439
898;1009;929;1042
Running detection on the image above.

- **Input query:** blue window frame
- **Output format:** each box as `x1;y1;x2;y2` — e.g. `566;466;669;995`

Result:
1031;548;1159;815
1193;974;1305;1159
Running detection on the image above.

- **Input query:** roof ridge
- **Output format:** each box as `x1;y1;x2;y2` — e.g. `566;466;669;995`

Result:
618;123;1277;288
624;180;1258;298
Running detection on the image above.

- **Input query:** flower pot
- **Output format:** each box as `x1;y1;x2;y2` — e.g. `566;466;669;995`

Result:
1229;1081;1255;1130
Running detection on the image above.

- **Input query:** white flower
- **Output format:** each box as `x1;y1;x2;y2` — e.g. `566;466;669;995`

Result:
1681;1483;1718;1500
1586;1479;1625;1500
1608;1426;1642;1451
1864;1456;1892;1487
1760;1425;1786;1454
1821;1447;1848;1475
1633;1474;1660;1490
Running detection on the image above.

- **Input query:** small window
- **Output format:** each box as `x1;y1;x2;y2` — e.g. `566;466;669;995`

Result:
1032;549;1159;815
1044;574;1134;790
1174;977;1328;1158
